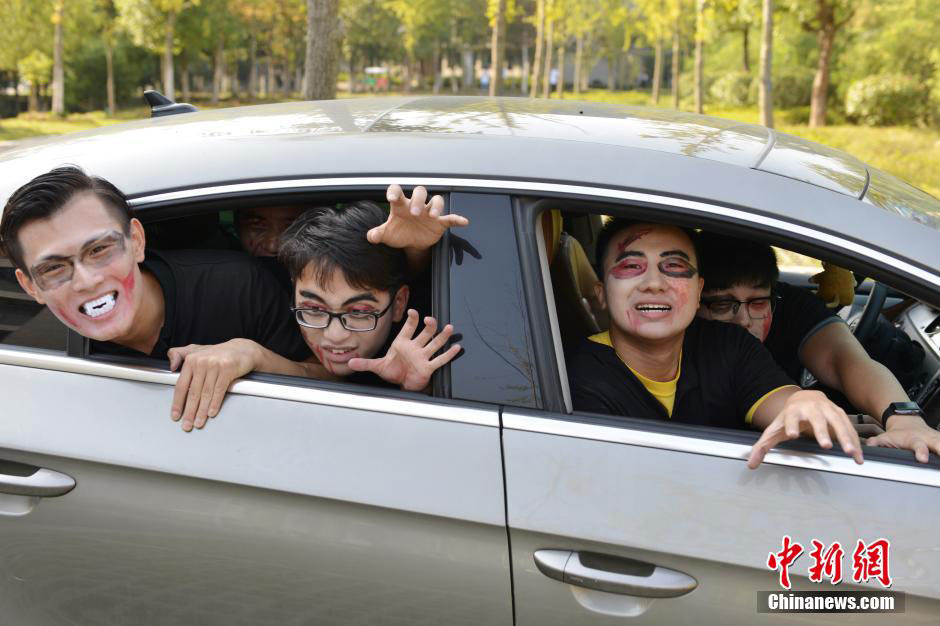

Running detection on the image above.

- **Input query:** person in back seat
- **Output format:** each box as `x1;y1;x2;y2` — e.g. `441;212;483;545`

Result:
166;201;462;430
696;231;940;463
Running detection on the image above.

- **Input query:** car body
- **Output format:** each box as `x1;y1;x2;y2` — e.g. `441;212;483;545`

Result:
1;96;939;625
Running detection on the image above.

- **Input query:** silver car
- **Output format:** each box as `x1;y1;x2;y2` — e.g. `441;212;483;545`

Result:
1;97;938;625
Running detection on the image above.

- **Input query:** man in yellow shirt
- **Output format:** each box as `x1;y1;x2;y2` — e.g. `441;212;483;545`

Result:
567;218;864;469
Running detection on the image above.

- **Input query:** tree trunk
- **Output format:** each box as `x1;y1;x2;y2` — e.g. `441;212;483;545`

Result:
212;38;224;104
51;0;65;115
267;54;276;97
742;26;750;73
163;11;176;100
759;0;774;128
489;0;506;96
809;21;835;127
181;62;191;101
304;0;340;100
530;0;544;97
521;36;530;95
542;18;554;98
28;83;38;114
694;0;704;114
462;47;475;90
555;43;565;98
652;38;663;103
105;37;116;115
573;35;583;94
248;38;259;98
671;23;680;109
433;43;444;94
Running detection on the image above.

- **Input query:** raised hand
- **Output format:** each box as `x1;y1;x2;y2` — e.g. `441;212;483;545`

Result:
367;184;469;252
347;309;461;391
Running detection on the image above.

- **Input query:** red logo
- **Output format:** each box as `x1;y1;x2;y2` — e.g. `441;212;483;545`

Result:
767;535;804;590
851;538;892;588
808;540;844;585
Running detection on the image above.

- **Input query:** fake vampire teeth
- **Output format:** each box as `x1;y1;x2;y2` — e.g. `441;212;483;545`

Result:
80;292;117;318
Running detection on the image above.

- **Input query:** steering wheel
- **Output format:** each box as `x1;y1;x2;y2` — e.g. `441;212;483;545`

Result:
850;281;888;345
799;281;888;390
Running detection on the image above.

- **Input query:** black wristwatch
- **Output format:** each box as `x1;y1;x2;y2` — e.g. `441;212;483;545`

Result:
880;402;924;428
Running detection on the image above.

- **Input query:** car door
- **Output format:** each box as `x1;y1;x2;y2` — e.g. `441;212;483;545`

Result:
0;198;512;626
500;199;940;625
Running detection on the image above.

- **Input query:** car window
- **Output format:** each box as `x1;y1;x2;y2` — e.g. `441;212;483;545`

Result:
524;202;940;467
0;253;67;352
447;193;542;409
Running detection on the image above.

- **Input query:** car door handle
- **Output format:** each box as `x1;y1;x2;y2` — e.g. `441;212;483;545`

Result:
0;465;76;497
534;549;697;598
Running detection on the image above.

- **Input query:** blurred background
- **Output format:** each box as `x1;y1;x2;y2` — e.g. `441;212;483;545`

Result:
0;0;937;197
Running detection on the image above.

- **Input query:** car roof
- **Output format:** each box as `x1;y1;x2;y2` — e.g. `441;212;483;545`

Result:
1;96;938;266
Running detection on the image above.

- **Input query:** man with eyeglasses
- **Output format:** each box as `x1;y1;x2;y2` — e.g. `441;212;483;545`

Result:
166;201;461;426
1;167;461;432
696;232;940;464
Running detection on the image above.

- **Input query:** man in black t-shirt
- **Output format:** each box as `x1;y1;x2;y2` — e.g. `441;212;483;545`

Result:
696;232;940;463
166;200;462;430
568;218;865;468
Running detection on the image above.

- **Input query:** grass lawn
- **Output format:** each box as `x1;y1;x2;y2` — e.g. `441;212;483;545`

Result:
3;90;937;199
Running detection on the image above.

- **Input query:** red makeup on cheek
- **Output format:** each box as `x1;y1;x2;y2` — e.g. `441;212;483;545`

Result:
761;314;773;341
120;269;135;296
49;304;77;329
312;345;334;374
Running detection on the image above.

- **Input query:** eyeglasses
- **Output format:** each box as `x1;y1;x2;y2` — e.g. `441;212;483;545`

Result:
29;232;127;291
701;294;779;320
291;300;394;332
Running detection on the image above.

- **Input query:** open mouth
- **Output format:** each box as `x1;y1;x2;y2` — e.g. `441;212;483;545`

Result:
80;291;117;318
321;346;358;363
634;303;672;318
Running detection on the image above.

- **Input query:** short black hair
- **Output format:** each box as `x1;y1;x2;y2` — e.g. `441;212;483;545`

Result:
0;166;132;272
698;231;779;291
278;201;406;294
594;217;700;277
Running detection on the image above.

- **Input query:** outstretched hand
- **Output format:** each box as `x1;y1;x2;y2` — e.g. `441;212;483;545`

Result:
748;389;863;469
347;309;461;391
367;184;469;252
167;339;259;432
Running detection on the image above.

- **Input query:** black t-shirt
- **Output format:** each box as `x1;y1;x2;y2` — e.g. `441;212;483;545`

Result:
568;318;795;428
91;249;310;361
765;281;842;380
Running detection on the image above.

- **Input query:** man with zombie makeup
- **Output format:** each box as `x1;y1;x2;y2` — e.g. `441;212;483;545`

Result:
697;232;940;464
568;218;867;469
0;167;310;364
165;201;462;431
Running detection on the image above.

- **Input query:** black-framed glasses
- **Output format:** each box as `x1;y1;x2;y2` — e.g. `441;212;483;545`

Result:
701;294;779;320
291;300;394;332
29;231;128;291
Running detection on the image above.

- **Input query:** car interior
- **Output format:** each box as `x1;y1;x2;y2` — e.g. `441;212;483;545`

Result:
533;204;940;434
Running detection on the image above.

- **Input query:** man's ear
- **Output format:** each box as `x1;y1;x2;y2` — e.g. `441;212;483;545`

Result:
15;268;44;304
593;280;607;311
129;218;146;263
392;285;410;322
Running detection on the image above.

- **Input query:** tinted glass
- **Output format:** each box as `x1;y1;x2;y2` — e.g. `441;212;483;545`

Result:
0;255;66;351
863;166;940;231
448;193;541;408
